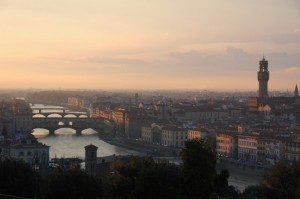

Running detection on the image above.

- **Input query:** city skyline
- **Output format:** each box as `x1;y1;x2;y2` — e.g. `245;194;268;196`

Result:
0;0;299;90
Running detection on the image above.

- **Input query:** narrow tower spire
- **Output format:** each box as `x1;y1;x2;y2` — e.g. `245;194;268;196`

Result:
257;56;269;97
294;84;299;97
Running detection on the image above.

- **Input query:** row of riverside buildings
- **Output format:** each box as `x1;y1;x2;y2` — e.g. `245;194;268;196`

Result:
139;120;300;166
216;130;300;166
0;99;49;169
88;95;300;166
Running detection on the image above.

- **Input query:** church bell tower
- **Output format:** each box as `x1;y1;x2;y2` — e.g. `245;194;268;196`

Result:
258;56;269;97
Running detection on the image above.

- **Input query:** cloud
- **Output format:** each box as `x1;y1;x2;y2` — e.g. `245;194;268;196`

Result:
168;47;254;74
40;55;146;66
73;56;146;66
226;47;247;57
284;67;300;73
170;50;204;61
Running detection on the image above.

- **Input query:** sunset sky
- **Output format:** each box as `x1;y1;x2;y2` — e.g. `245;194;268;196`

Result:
0;0;299;90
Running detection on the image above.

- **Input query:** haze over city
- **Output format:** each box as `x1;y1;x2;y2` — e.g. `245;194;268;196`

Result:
0;0;299;90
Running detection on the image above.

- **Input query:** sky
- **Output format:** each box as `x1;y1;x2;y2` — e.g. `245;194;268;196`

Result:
0;0;299;91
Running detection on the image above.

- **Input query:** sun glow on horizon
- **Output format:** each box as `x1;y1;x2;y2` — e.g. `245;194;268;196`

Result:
0;0;299;90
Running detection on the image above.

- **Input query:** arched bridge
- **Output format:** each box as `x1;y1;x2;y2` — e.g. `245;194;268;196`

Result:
32;117;105;135
32;107;89;118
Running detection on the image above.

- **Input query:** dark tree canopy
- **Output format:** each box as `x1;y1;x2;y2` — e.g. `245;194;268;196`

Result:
104;156;180;199
240;185;275;199
42;167;102;199
180;139;218;199
0;158;36;198
0;139;245;199
263;160;300;199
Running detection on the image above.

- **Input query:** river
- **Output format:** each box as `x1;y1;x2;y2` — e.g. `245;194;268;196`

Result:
32;129;145;158
32;129;261;192
31;103;145;158
31;104;260;191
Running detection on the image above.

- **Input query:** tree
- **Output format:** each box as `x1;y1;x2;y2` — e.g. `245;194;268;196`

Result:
205;133;216;152
103;156;180;199
180;139;218;199
214;169;229;194
0;158;36;198
42;167;102;199
263;160;300;199
132;160;180;199
240;185;274;199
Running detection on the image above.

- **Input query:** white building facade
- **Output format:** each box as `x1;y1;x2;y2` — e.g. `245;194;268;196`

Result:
237;134;258;161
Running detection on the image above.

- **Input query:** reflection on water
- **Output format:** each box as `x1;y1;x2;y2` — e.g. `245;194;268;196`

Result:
33;128;259;191
32;128;144;159
228;173;261;192
31;104;258;192
31;104;143;158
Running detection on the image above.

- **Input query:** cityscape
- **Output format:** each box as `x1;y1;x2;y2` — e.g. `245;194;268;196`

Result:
0;57;300;198
1;1;300;199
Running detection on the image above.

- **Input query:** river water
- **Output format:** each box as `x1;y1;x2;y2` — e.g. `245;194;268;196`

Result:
32;129;144;159
32;129;260;192
31;104;145;158
31;104;260;191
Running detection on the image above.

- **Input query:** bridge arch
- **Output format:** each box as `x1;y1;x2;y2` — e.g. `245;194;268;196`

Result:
64;114;78;118
47;113;63;118
81;128;101;135
32;114;46;118
55;127;77;135
32;127;80;136
32;128;50;135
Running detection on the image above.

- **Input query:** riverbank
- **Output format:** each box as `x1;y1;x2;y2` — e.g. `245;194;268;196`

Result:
100;136;263;191
216;159;264;191
101;137;180;157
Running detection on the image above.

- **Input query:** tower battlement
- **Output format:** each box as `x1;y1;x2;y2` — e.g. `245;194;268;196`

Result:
258;57;269;97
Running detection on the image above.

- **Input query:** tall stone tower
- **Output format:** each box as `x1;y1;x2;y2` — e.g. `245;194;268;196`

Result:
85;144;98;175
294;84;299;97
258;56;269;97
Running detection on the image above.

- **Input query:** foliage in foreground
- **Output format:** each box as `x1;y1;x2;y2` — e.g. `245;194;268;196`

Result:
262;160;300;199
0;158;36;198
103;156;181;199
2;139;300;199
104;139;234;199
42;167;102;199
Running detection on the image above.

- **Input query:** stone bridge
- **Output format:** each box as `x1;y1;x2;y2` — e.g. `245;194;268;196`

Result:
32;107;89;118
32;117;105;135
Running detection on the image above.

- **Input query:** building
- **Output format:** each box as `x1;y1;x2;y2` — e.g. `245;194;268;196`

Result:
141;125;152;143
257;139;265;163
85;144;98;175
264;137;285;165
141;123;163;144
125;115;154;139
285;136;300;162
0;136;50;169
68;96;90;108
258;56;269;97
187;128;207;140
248;58;299;119
216;132;237;158
161;126;187;148
12;99;33;135
112;108;126;136
237;134;259;162
84;144;130;176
